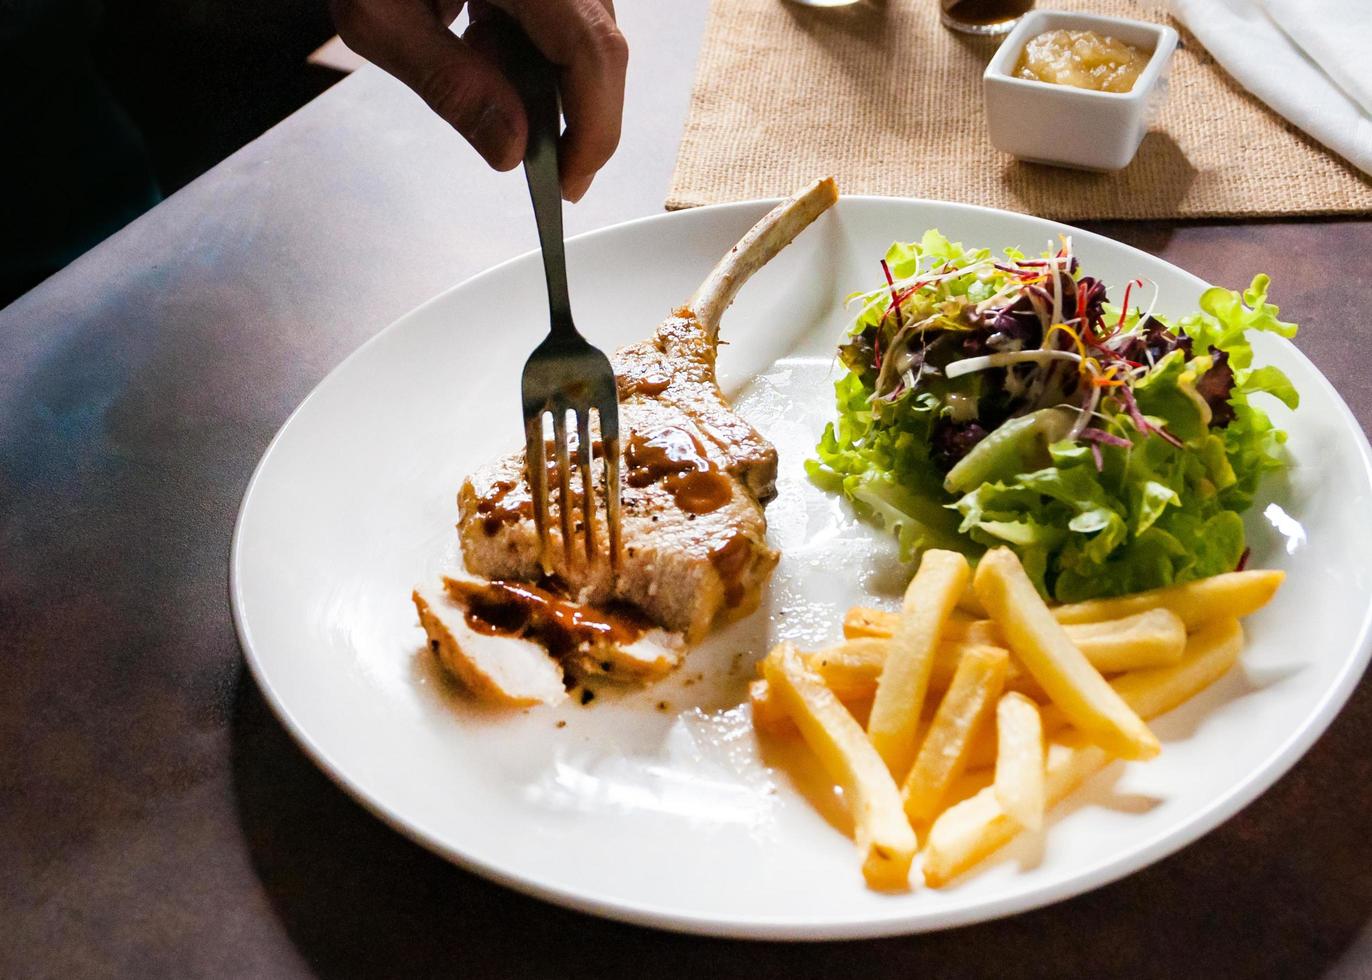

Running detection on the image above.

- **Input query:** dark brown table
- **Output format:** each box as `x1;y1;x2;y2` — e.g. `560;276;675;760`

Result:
4;4;1371;977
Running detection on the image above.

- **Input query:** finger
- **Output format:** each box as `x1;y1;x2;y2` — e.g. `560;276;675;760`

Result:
488;0;627;201
332;0;527;170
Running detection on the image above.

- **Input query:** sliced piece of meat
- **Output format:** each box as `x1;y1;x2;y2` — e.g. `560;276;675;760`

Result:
458;178;840;644
413;584;567;706
442;572;683;682
563;626;684;682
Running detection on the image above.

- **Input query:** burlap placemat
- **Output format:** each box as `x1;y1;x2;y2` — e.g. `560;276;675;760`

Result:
666;0;1372;218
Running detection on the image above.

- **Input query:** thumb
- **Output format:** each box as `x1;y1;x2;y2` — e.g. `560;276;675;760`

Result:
334;1;527;170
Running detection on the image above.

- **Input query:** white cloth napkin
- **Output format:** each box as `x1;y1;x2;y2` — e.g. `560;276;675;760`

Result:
1169;0;1372;176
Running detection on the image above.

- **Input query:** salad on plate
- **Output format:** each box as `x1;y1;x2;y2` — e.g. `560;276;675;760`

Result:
809;231;1300;601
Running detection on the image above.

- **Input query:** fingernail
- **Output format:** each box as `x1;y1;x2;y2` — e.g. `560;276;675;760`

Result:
468;103;518;169
563;174;593;203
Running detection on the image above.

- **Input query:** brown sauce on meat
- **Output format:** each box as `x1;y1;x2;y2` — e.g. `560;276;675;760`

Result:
709;532;752;608
475;437;607;535
625;426;732;514
618;359;673;397
626;372;671;396
451;578;648;656
475;480;532;535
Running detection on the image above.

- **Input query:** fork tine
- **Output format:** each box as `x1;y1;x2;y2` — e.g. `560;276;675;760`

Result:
552;407;575;568
604;435;621;575
575;410;596;564
525;411;551;575
597;403;621;576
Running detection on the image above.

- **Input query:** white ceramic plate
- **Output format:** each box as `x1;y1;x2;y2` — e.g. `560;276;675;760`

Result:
231;196;1372;940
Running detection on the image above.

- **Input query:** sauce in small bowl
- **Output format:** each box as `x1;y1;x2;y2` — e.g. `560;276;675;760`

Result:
1014;29;1153;94
982;11;1179;171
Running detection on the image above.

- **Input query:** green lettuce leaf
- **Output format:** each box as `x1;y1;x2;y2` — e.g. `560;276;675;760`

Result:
810;251;1299;600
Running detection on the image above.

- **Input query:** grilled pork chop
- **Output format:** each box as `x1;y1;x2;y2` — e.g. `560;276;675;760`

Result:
418;178;838;699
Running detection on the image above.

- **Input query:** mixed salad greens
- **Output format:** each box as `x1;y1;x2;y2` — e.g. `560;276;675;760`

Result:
808;231;1299;602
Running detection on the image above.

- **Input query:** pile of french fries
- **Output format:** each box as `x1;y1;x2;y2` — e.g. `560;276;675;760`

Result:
751;546;1284;890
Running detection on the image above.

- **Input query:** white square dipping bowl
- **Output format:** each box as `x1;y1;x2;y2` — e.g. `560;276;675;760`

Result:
983;10;1179;171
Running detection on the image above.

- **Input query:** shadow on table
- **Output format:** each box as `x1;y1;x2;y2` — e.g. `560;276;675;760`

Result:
998;131;1198;234
230;668;1372;980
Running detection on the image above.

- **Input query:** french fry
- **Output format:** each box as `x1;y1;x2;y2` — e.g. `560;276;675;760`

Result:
922;618;1244;886
957;579;987;618
757;606;1185;735
843;606;895;640
956;620;1004;646
762;603;1245;735
1052;570;1284;629
1112;617;1244;719
974;548;1160;761
808;638;898;700
852;570;1282;639
964;725;1000;771
902;645;1008;823
845;607;1187;673
993;692;1045;831
1062;608;1186;672
975;617;1243;761
845;608;995;644
751;641;1018;738
815;639;1015;701
924;735;1109;887
749;677;794;735
868;550;971;778
762;642;917;890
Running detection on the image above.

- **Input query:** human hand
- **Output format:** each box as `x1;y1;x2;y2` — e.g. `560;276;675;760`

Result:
330;0;627;201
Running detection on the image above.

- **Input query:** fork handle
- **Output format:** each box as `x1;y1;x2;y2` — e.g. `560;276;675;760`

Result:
500;18;575;334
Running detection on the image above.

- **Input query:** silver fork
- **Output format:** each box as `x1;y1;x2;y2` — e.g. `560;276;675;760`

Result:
508;27;621;574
